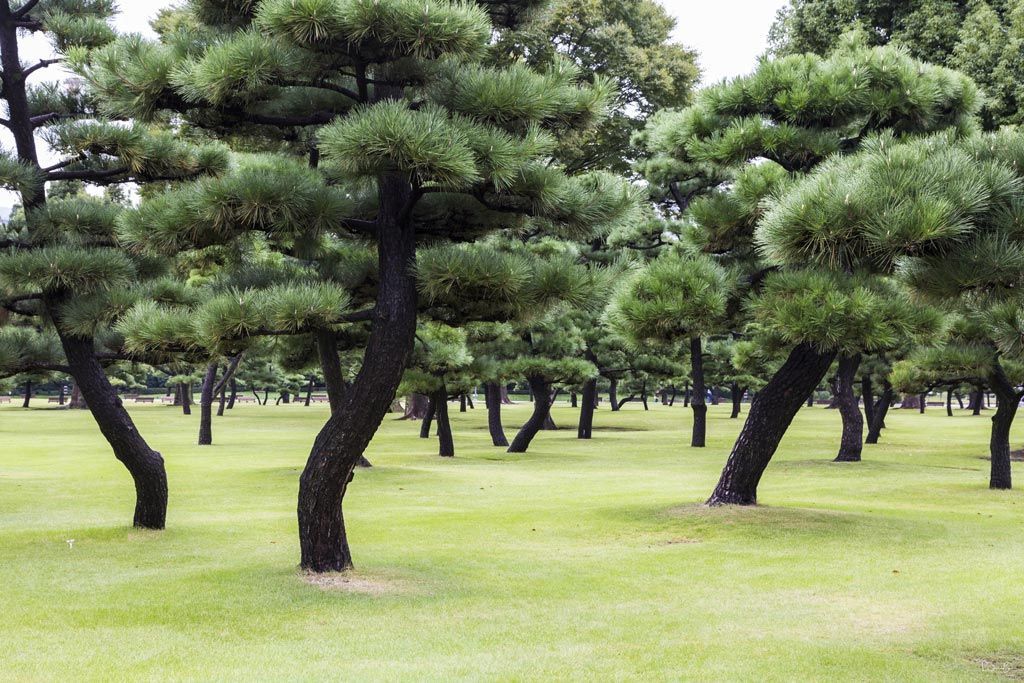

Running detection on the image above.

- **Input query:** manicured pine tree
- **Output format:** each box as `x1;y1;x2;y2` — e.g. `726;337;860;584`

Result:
606;250;731;447
635;43;982;503
90;0;635;571
0;0;226;528
746;130;1024;490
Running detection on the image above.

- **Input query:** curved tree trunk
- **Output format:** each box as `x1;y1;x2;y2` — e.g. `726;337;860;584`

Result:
865;379;894;444
227;379;237;410
197;362;217;446
508;376;553;454
708;343;836;505
57;331;168;528
988;363;1018;490
690;337;707;448
316;331;370;468
608;378;620;412
485;381;508;447
297;172;418;572
578;377;597;439
420;395;436;439
861;375;874;427
833;353;863;462
435;386;454;457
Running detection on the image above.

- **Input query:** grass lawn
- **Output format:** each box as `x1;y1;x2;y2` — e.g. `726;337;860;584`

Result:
2;398;1024;681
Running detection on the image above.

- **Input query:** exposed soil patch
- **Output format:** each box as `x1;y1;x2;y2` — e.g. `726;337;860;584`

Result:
301;571;408;595
978;449;1024;462
971;653;1024;680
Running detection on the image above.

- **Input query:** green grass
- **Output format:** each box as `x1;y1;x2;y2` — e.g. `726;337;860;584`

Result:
3;399;1024;681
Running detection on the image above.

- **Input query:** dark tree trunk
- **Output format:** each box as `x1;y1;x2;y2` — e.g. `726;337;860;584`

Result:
227;379;237;410
542;410;558;431
466;394;474;409
501;385;513;405
970;388;984;415
956;392;964;410
919;393;926;414
640;385;649;411
609;378;620;412
297;171;419;572
316;329;348;416
21;380;30;408
570;392;578;408
946;388;954;417
218;383;228;417
988;363;1018;490
710;387;720;406
708;343;837;505
730;383;744;419
459;394;467;413
435;386;454;457
420;395;436;439
806;393;815;408
179;384;192;415
198;362;218;446
690;337;707;448
683;381;690;407
485;382;509;447
58;384;66;406
305;378;314;407
578;377;597;439
866;380;894;444
833;353;863;462
668;387;677;407
56;330;168;528
508;376;553;453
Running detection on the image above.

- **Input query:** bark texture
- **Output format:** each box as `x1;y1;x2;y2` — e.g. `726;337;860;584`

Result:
833;353;863;462
577;377;597;439
485;382;509;447
507;376;553;453
297;172;418;572
708;343;836;505
690;337;707;447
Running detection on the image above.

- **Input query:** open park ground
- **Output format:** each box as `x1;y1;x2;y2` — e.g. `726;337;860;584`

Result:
3;401;1024;680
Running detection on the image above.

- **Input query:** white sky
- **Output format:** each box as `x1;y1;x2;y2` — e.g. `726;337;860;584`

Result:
106;0;787;83
1;0;785;206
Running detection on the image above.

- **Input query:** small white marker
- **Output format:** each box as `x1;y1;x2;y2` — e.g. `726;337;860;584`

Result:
66;539;75;549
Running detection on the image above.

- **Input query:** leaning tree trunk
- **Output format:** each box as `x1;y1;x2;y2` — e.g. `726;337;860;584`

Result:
197;362;218;446
227;379;237;410
578;377;597;439
485;381;509;447
420;395;436;439
690;337;707;448
56;329;168;528
297;173;418;572
833;353;863;462
988;362;1018;490
866;379;894;444
316;330;370;468
861;375;874;427
708;343;837;505
434;385;454;457
507;376;553;454
21;380;30;408
608;378;620;412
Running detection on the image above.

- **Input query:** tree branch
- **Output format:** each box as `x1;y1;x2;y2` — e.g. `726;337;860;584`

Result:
23;57;61;78
13;0;40;19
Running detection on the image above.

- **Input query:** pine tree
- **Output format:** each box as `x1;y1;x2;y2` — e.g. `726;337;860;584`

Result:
0;1;227;528
634;44;981;504
86;0;635;571
749;130;1024;490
